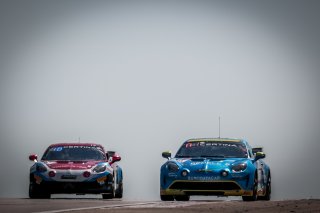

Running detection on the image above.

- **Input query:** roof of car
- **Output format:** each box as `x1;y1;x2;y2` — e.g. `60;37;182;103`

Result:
48;143;104;147
186;138;243;143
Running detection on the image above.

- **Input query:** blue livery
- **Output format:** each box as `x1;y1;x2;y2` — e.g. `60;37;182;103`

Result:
160;138;271;201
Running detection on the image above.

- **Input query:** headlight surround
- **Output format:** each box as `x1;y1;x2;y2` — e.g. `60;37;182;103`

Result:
93;164;107;173
167;162;179;172
231;162;247;172
36;163;47;173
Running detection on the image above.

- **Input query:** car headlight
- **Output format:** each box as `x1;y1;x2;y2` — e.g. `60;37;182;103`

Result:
36;163;47;172
167;162;179;172
93;164;107;173
231;163;247;172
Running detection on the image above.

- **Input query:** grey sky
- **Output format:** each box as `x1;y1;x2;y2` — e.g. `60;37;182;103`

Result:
0;1;319;200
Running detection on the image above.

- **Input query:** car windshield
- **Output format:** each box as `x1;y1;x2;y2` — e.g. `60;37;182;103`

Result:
175;141;248;158
42;145;106;161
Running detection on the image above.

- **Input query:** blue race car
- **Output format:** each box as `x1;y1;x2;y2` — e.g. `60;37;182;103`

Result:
28;143;123;199
160;138;271;201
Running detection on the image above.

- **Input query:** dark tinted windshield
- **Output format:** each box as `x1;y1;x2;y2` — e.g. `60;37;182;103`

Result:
175;141;248;158
42;145;106;161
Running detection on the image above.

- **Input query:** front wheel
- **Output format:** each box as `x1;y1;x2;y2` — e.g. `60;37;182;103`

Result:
102;193;114;199
175;195;190;201
242;173;258;201
102;184;115;199
259;174;271;200
103;174;116;199
115;182;123;198
29;182;50;199
160;195;174;201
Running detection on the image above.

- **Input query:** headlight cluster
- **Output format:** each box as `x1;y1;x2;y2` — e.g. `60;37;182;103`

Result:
36;164;47;172
231;163;247;172
93;164;107;173
167;162;179;172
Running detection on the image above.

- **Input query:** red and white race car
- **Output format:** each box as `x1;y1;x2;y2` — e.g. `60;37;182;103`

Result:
28;143;123;199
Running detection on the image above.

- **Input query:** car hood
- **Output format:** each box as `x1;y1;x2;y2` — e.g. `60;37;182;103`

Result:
175;158;247;171
42;160;104;170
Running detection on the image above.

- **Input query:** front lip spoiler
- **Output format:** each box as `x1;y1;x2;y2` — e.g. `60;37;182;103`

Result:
160;189;253;196
167;180;242;189
161;180;253;196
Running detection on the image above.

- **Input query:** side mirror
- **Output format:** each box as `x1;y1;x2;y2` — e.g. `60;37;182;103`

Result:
254;152;266;161
112;155;121;163
252;147;263;154
29;154;38;162
162;151;171;159
107;151;115;159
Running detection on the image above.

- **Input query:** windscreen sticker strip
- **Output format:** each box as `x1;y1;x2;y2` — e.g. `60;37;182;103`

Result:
185;142;240;148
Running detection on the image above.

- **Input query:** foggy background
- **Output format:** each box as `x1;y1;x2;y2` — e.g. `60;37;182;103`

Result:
0;0;319;200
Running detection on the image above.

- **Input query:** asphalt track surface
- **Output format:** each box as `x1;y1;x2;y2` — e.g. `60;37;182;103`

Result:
1;198;320;213
0;199;203;213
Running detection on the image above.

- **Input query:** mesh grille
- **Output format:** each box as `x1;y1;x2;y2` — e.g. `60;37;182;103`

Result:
169;181;241;191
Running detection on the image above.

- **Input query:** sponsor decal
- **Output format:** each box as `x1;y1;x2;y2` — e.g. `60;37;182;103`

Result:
190;162;204;165
34;174;42;184
187;176;220;181
50;147;63;152
97;176;107;184
231;173;246;178
186;143;193;148
186;142;240;148
190;161;223;166
168;173;178;178
176;159;188;163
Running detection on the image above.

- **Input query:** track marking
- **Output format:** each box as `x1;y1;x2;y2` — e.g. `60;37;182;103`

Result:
33;202;159;213
34;200;230;213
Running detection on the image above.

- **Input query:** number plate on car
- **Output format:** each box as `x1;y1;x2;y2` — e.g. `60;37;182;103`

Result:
61;175;77;179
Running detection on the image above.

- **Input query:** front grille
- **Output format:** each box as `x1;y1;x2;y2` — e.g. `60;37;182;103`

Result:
37;174;113;194
186;191;225;196
169;181;241;191
39;181;111;194
61;175;77;179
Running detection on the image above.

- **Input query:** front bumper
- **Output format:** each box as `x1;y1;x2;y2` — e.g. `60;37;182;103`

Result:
161;180;253;196
31;173;114;194
35;180;113;194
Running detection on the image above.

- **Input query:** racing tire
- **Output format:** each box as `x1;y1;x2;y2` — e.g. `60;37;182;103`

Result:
102;193;114;199
175;195;190;201
102;184;115;199
29;182;38;199
242;172;258;201
160;195;174;201
115;182;123;198
103;175;116;199
29;182;51;199
259;174;271;201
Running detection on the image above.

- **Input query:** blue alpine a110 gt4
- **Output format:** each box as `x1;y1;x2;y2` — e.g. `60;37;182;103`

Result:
160;138;271;201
